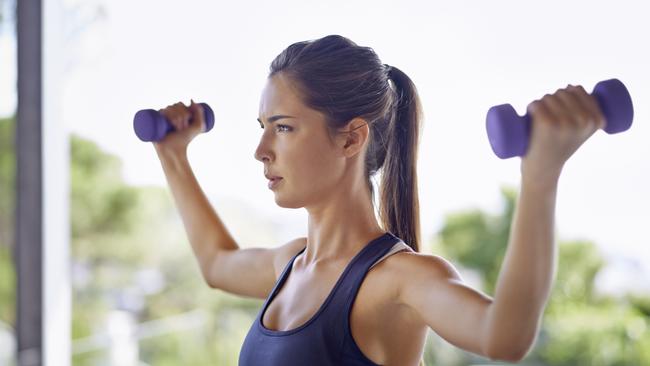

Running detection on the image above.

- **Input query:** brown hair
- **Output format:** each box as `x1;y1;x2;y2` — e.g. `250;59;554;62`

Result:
268;35;423;253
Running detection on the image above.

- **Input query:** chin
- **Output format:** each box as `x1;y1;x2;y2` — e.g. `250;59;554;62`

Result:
273;190;306;210
274;199;304;210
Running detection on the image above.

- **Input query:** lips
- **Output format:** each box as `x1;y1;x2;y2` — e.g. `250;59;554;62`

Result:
265;173;283;180
267;176;283;189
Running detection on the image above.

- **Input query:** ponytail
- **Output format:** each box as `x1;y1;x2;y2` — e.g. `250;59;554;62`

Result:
377;65;423;252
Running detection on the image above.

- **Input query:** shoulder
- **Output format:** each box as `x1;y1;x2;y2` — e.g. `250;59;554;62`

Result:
373;249;463;301
376;247;461;280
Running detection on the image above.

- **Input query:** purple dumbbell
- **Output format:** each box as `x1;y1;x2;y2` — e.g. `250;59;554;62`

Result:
133;102;215;142
486;79;634;159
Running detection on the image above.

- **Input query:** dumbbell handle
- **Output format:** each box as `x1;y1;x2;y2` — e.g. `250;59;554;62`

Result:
133;102;215;142
486;79;634;159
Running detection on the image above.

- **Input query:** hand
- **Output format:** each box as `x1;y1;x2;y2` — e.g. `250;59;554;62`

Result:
522;84;606;181
153;99;206;155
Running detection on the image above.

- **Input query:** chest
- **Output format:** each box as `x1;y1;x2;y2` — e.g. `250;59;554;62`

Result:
262;257;427;365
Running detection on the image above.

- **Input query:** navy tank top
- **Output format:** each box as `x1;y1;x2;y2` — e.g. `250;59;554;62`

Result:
239;232;405;366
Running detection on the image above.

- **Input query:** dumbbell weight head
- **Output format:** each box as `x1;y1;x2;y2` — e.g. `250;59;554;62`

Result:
133;102;215;142
486;79;633;159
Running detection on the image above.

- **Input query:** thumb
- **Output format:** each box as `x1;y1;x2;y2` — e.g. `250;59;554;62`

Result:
189;99;206;133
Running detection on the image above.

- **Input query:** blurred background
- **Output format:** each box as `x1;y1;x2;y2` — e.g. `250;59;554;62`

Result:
1;0;649;365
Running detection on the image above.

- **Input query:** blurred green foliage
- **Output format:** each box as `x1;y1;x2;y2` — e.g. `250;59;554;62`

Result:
0;117;15;324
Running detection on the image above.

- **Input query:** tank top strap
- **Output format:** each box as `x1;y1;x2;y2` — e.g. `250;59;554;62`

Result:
318;232;402;326
259;244;307;314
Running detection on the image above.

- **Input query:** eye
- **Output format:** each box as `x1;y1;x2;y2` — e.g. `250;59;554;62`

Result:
258;122;292;132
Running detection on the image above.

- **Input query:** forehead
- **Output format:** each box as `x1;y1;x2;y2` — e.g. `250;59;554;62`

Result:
258;74;310;118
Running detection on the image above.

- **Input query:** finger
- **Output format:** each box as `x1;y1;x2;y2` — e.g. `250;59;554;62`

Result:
183;113;190;129
175;111;186;129
172;102;188;114
164;105;180;127
189;100;206;132
554;87;591;128
171;102;191;129
159;105;179;130
184;102;195;129
527;98;558;126
169;103;183;118
538;94;568;126
159;106;173;120
569;84;606;130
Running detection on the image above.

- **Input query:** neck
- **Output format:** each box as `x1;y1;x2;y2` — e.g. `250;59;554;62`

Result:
299;180;385;269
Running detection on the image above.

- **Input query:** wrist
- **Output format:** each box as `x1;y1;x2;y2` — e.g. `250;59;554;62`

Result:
155;144;189;168
521;166;561;191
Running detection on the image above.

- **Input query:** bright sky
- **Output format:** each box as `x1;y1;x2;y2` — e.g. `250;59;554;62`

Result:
2;0;649;292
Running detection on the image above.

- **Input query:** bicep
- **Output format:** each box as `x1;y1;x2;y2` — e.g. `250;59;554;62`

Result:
206;246;277;299
397;254;494;358
206;238;305;299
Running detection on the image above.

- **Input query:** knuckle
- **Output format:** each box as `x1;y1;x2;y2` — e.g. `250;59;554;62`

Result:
588;94;600;106
556;89;570;97
592;113;604;125
576;113;590;124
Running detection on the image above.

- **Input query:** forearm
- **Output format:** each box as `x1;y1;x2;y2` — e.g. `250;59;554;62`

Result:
156;148;238;272
485;170;560;358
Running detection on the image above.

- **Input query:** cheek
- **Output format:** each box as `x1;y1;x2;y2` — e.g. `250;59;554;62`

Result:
287;142;340;185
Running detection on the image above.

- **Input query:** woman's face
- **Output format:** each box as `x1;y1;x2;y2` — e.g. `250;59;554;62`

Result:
254;73;350;209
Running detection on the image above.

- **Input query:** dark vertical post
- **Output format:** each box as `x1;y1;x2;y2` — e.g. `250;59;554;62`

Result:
15;0;43;365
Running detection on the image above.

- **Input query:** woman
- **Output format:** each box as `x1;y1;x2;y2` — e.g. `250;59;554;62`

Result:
153;35;605;365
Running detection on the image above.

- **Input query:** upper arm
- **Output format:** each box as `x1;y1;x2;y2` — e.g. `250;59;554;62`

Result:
205;237;306;299
395;253;496;359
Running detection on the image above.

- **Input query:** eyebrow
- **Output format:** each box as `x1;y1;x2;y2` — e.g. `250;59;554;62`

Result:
257;115;296;124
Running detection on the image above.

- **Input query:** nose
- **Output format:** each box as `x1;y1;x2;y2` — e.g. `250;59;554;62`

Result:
254;139;272;163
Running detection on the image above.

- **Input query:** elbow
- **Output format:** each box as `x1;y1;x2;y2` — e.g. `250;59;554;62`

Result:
486;336;535;363
201;266;222;290
199;258;220;290
204;276;219;289
483;324;537;363
487;346;530;363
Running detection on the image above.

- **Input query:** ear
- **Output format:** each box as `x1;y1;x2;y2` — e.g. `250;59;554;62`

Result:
338;117;370;158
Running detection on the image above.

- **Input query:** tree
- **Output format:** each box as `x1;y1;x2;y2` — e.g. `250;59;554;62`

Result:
437;186;516;294
0;117;15;324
